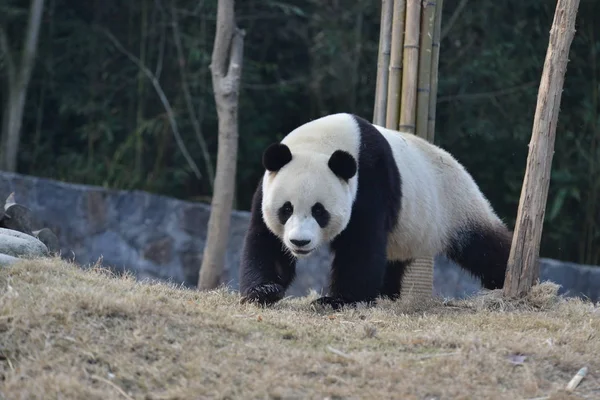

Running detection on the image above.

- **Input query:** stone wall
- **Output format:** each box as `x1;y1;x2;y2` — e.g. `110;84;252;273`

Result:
0;171;598;302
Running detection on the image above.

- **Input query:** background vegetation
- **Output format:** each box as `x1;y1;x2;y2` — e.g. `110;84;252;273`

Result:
1;0;599;265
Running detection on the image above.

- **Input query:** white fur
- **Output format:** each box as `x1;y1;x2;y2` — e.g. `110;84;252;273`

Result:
373;124;503;261
261;113;503;261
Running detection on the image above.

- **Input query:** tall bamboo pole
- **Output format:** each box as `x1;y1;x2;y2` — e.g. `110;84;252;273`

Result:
415;1;435;139
385;0;406;129
503;0;580;298
398;0;421;133
400;0;442;300
427;0;444;142
373;0;394;125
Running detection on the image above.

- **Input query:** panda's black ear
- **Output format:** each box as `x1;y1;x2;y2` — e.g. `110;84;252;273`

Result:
263;143;292;172
328;150;357;181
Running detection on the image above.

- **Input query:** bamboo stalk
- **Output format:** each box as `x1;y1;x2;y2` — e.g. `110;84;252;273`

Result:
415;0;435;140
399;0;421;133
401;0;441;300
427;0;444;142
373;0;394;125
385;0;406;129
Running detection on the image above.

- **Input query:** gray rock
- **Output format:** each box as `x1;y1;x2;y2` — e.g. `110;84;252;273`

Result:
0;253;19;266
142;236;173;265
0;227;48;258
33;228;60;255
85;190;109;234
0;171;598;302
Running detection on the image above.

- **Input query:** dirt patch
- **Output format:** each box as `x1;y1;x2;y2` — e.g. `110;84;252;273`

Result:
1;258;599;399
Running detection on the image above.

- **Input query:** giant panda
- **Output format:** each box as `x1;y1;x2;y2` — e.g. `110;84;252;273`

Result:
239;112;512;310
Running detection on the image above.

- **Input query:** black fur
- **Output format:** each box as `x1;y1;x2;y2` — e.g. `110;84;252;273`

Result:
328;150;357;181
311;202;330;228
263;143;292;172
239;177;297;306
277;201;293;225
323;115;402;309
445;223;512;290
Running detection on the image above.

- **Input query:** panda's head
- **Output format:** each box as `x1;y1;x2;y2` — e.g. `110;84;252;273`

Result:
260;142;358;258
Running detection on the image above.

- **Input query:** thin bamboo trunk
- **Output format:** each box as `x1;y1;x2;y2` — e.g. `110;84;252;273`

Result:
401;0;442;301
503;0;580;298
427;0;444;142
385;0;406;129
373;0;394;125
398;0;421;133
415;0;435;140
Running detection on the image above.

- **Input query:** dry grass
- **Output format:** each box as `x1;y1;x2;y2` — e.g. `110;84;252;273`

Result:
1;258;599;400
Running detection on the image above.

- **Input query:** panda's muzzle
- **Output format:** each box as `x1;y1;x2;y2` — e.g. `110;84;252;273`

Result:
290;239;311;247
289;239;313;256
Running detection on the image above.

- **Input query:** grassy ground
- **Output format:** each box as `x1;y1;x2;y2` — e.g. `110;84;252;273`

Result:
0;258;599;400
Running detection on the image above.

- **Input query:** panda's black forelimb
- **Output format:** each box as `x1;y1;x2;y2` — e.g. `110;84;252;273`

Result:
321;205;389;309
239;179;297;306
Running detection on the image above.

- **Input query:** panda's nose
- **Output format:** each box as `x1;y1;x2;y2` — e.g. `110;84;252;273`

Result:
290;239;311;247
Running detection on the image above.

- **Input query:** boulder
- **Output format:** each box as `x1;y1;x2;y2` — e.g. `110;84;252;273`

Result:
33;228;60;255
0;253;19;266
0;228;48;258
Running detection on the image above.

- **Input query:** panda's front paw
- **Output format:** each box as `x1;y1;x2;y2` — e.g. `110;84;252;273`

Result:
240;283;285;306
310;296;353;312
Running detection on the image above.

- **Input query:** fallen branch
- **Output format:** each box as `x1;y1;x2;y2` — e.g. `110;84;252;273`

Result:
410;351;460;360
566;366;588;392
326;345;354;361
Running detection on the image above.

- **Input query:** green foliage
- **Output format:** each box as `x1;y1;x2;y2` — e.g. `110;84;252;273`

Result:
1;0;599;265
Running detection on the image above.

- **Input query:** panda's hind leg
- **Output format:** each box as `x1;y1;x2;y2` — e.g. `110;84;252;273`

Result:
445;223;512;290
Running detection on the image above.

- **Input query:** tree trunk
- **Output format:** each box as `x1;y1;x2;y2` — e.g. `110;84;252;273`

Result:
198;0;245;290
503;0;580;298
0;0;46;172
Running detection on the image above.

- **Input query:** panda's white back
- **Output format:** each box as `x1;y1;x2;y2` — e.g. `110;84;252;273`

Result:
373;124;503;260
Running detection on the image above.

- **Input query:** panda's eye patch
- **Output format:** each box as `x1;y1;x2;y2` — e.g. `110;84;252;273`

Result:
278;201;294;224
312;202;330;228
